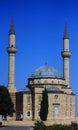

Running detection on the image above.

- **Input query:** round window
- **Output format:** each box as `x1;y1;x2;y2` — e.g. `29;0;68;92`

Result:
55;95;58;99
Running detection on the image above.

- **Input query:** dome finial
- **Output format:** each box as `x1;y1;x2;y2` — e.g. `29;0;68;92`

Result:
45;61;48;66
63;22;69;39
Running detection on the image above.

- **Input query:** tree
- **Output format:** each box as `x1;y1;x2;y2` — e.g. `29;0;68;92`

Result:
0;86;14;118
40;87;48;121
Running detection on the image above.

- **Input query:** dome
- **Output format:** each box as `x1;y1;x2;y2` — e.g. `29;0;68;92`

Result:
47;86;64;93
31;64;62;78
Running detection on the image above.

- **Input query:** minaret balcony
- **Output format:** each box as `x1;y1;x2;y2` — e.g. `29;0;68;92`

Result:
7;47;16;53
61;51;71;58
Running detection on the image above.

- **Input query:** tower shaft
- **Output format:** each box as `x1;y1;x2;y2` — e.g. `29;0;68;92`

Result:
61;25;71;86
7;20;16;92
8;53;15;87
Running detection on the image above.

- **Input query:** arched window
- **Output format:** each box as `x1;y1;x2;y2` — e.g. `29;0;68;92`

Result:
38;95;41;104
26;111;31;117
65;111;68;117
37;111;40;117
27;95;30;104
53;104;59;116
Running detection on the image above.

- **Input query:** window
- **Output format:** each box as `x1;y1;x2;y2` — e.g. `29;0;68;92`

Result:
44;80;47;83
27;96;30;104
38;96;41;104
11;44;14;47
65;111;68;117
26;111;31;117
52;80;54;84
37;111;40;117
70;111;72;116
37;80;40;83
70;97;72;104
58;81;60;84
54;95;58;99
53;104;59;116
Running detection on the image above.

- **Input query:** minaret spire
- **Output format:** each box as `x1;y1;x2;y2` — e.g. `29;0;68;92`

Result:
61;23;71;87
63;23;69;39
7;19;16;92
9;18;15;35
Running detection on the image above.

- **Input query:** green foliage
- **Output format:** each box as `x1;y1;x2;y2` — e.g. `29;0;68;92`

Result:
33;120;46;130
46;124;78;130
71;122;78;130
40;88;48;121
46;125;71;130
33;121;78;130
0;86;14;117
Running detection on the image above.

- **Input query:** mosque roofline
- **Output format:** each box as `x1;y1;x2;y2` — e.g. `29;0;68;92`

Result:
61;86;71;89
16;91;31;94
28;77;64;80
28;84;68;88
22;91;31;94
47;91;64;94
27;84;44;88
69;93;76;95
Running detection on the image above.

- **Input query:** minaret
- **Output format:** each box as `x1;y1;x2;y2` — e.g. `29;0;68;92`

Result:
7;19;17;92
61;24;71;86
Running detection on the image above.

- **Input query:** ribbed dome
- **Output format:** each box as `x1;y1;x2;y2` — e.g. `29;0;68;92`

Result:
31;64;62;78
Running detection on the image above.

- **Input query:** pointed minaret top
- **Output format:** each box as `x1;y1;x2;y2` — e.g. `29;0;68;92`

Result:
63;23;69;39
45;61;48;66
9;18;15;35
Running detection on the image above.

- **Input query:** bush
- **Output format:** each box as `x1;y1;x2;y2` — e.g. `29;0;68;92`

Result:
0;122;2;126
46;124;78;130
71;122;78;130
33;121;78;130
33;120;46;130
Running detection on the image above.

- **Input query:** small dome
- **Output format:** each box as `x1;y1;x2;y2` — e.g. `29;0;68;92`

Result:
47;86;63;93
31;64;62;78
23;87;31;93
47;86;60;91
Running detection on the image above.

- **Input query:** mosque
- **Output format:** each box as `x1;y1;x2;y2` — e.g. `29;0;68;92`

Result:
7;20;76;124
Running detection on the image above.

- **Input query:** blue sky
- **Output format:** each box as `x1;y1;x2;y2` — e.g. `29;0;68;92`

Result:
0;0;78;114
